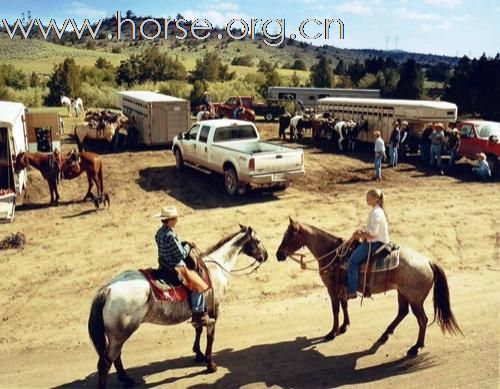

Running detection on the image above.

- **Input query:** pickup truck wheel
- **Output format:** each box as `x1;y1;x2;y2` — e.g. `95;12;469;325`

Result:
175;149;184;171
264;112;274;122
224;167;239;196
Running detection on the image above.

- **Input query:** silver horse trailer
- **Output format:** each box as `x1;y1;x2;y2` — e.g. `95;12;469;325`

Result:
116;91;190;146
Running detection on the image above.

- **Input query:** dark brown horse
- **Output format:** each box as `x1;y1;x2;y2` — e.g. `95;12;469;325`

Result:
276;218;462;356
14;152;62;205
15;151;104;205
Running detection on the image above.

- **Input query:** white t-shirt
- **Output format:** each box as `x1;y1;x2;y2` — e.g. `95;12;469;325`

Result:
366;205;389;243
374;137;385;153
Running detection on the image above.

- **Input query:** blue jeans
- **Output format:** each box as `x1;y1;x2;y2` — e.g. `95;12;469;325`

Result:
347;241;383;294
389;145;398;166
448;149;458;168
476;169;490;182
177;260;205;313
374;153;383;179
430;144;442;168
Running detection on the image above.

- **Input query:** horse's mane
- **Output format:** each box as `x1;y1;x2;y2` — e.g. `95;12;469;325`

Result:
304;223;344;246
202;230;242;256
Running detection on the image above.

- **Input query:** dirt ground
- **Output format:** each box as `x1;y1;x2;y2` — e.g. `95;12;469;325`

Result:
0;121;499;388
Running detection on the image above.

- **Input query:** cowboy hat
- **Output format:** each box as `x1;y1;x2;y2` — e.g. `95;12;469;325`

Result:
402;120;409;126
153;206;179;220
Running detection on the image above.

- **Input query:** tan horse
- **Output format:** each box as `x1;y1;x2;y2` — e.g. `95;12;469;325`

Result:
276;218;462;356
74;115;129;151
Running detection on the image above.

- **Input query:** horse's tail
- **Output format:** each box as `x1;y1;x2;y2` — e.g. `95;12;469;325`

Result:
430;262;463;335
88;287;109;359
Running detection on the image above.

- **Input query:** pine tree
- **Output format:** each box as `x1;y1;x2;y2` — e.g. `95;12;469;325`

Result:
310;56;334;88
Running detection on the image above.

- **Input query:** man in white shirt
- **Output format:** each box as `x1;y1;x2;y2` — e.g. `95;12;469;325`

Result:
374;131;386;181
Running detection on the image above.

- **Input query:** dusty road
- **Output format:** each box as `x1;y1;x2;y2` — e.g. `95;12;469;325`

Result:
0;123;499;388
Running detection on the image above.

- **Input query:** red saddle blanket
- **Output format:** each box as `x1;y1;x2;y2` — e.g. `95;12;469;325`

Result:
139;269;189;302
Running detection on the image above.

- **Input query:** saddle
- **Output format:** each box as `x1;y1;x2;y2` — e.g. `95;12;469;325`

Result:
141;250;212;303
340;241;400;297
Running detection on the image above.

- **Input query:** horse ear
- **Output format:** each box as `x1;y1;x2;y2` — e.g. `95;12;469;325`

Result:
239;223;246;231
289;217;299;231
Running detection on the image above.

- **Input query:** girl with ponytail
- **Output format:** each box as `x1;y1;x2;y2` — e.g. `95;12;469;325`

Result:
346;189;390;299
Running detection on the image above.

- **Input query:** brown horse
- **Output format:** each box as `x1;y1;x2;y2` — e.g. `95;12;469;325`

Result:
276;218;462;356
14;152;61;205
61;150;104;201
14;151;104;205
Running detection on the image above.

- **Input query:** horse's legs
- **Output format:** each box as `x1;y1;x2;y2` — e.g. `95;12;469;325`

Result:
84;172;94;201
338;297;350;334
324;292;340;341
377;291;409;344
407;302;428;356
114;353;135;387
47;180;56;205
54;180;60;204
193;326;206;362
97;355;112;389
205;324;217;373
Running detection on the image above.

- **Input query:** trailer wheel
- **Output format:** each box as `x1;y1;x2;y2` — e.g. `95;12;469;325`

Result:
175;148;185;171
224;167;239;196
264;112;274;122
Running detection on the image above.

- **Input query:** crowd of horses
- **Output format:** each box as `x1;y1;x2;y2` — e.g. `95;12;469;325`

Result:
280;111;369;152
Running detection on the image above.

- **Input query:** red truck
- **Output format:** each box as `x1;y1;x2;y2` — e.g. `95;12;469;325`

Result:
212;96;286;122
458;120;500;175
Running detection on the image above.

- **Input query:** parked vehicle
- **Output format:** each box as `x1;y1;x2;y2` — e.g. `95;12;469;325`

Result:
117;91;191;145
267;87;380;109
172;119;305;195
0;101;28;223
458;120;500;175
211;96;286;122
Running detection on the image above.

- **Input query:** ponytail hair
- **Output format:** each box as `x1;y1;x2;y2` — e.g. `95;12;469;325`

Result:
367;189;388;220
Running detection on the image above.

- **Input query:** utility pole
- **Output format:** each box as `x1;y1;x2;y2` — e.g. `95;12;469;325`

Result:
385;36;390;51
394;35;399;50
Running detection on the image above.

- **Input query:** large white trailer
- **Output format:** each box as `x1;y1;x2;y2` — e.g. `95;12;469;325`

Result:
0;101;28;223
316;97;458;143
116;91;190;146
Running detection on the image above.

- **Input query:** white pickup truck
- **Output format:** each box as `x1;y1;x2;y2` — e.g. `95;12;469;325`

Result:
172;119;305;195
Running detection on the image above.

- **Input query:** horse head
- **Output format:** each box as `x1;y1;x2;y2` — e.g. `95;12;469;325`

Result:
276;217;304;262
14;152;28;173
238;224;268;263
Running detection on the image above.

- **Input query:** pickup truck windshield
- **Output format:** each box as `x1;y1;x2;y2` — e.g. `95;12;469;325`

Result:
213;125;258;143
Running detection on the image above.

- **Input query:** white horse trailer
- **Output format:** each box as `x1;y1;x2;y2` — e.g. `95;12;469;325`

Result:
316;97;458;143
0;101;28;223
116;91;190;146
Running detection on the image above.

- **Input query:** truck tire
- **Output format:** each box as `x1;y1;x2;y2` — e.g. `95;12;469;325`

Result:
264;112;274;122
174;148;184;171
224;167;239;196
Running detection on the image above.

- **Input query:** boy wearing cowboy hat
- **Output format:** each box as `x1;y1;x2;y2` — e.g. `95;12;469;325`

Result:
154;206;210;327
473;153;491;181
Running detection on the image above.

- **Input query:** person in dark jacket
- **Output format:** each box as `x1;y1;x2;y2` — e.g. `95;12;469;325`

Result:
201;91;211;111
446;128;461;172
388;119;401;167
421;123;433;164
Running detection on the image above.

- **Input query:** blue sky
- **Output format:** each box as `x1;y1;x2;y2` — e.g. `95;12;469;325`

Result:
1;0;498;57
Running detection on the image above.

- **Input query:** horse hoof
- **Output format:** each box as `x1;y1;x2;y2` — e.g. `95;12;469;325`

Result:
206;362;218;373
323;331;336;342
195;353;207;363
407;346;419;357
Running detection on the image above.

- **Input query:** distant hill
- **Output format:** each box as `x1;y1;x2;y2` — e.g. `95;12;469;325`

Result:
0;14;460;75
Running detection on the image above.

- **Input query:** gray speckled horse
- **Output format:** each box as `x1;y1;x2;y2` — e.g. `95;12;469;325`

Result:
276;218;462;356
88;225;268;389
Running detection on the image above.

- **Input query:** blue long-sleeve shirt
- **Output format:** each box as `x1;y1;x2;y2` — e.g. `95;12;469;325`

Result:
155;226;189;268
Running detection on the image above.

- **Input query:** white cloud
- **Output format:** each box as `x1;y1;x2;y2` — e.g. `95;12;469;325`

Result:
336;1;373;16
206;1;239;12
65;1;106;19
424;0;464;8
182;2;250;28
394;7;440;21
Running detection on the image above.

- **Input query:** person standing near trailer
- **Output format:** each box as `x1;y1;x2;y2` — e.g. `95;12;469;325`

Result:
374;131;386;181
420;123;433;164
388;119;401;167
430;123;445;175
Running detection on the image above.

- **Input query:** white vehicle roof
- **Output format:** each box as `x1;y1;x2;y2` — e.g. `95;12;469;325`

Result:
318;97;457;110
117;91;186;103
0;101;25;127
196;119;253;127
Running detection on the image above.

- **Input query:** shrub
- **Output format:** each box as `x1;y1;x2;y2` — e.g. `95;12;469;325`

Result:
231;55;254;67
0;64;28;90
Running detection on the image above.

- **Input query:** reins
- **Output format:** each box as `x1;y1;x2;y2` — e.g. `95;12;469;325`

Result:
204;257;262;277
289;238;354;272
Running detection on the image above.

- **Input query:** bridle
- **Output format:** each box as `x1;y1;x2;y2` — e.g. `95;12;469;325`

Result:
204;257;262;277
286;229;355;272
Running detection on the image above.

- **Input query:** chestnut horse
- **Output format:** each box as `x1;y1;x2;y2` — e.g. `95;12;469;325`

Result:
276;218;462;356
14;151;104;205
